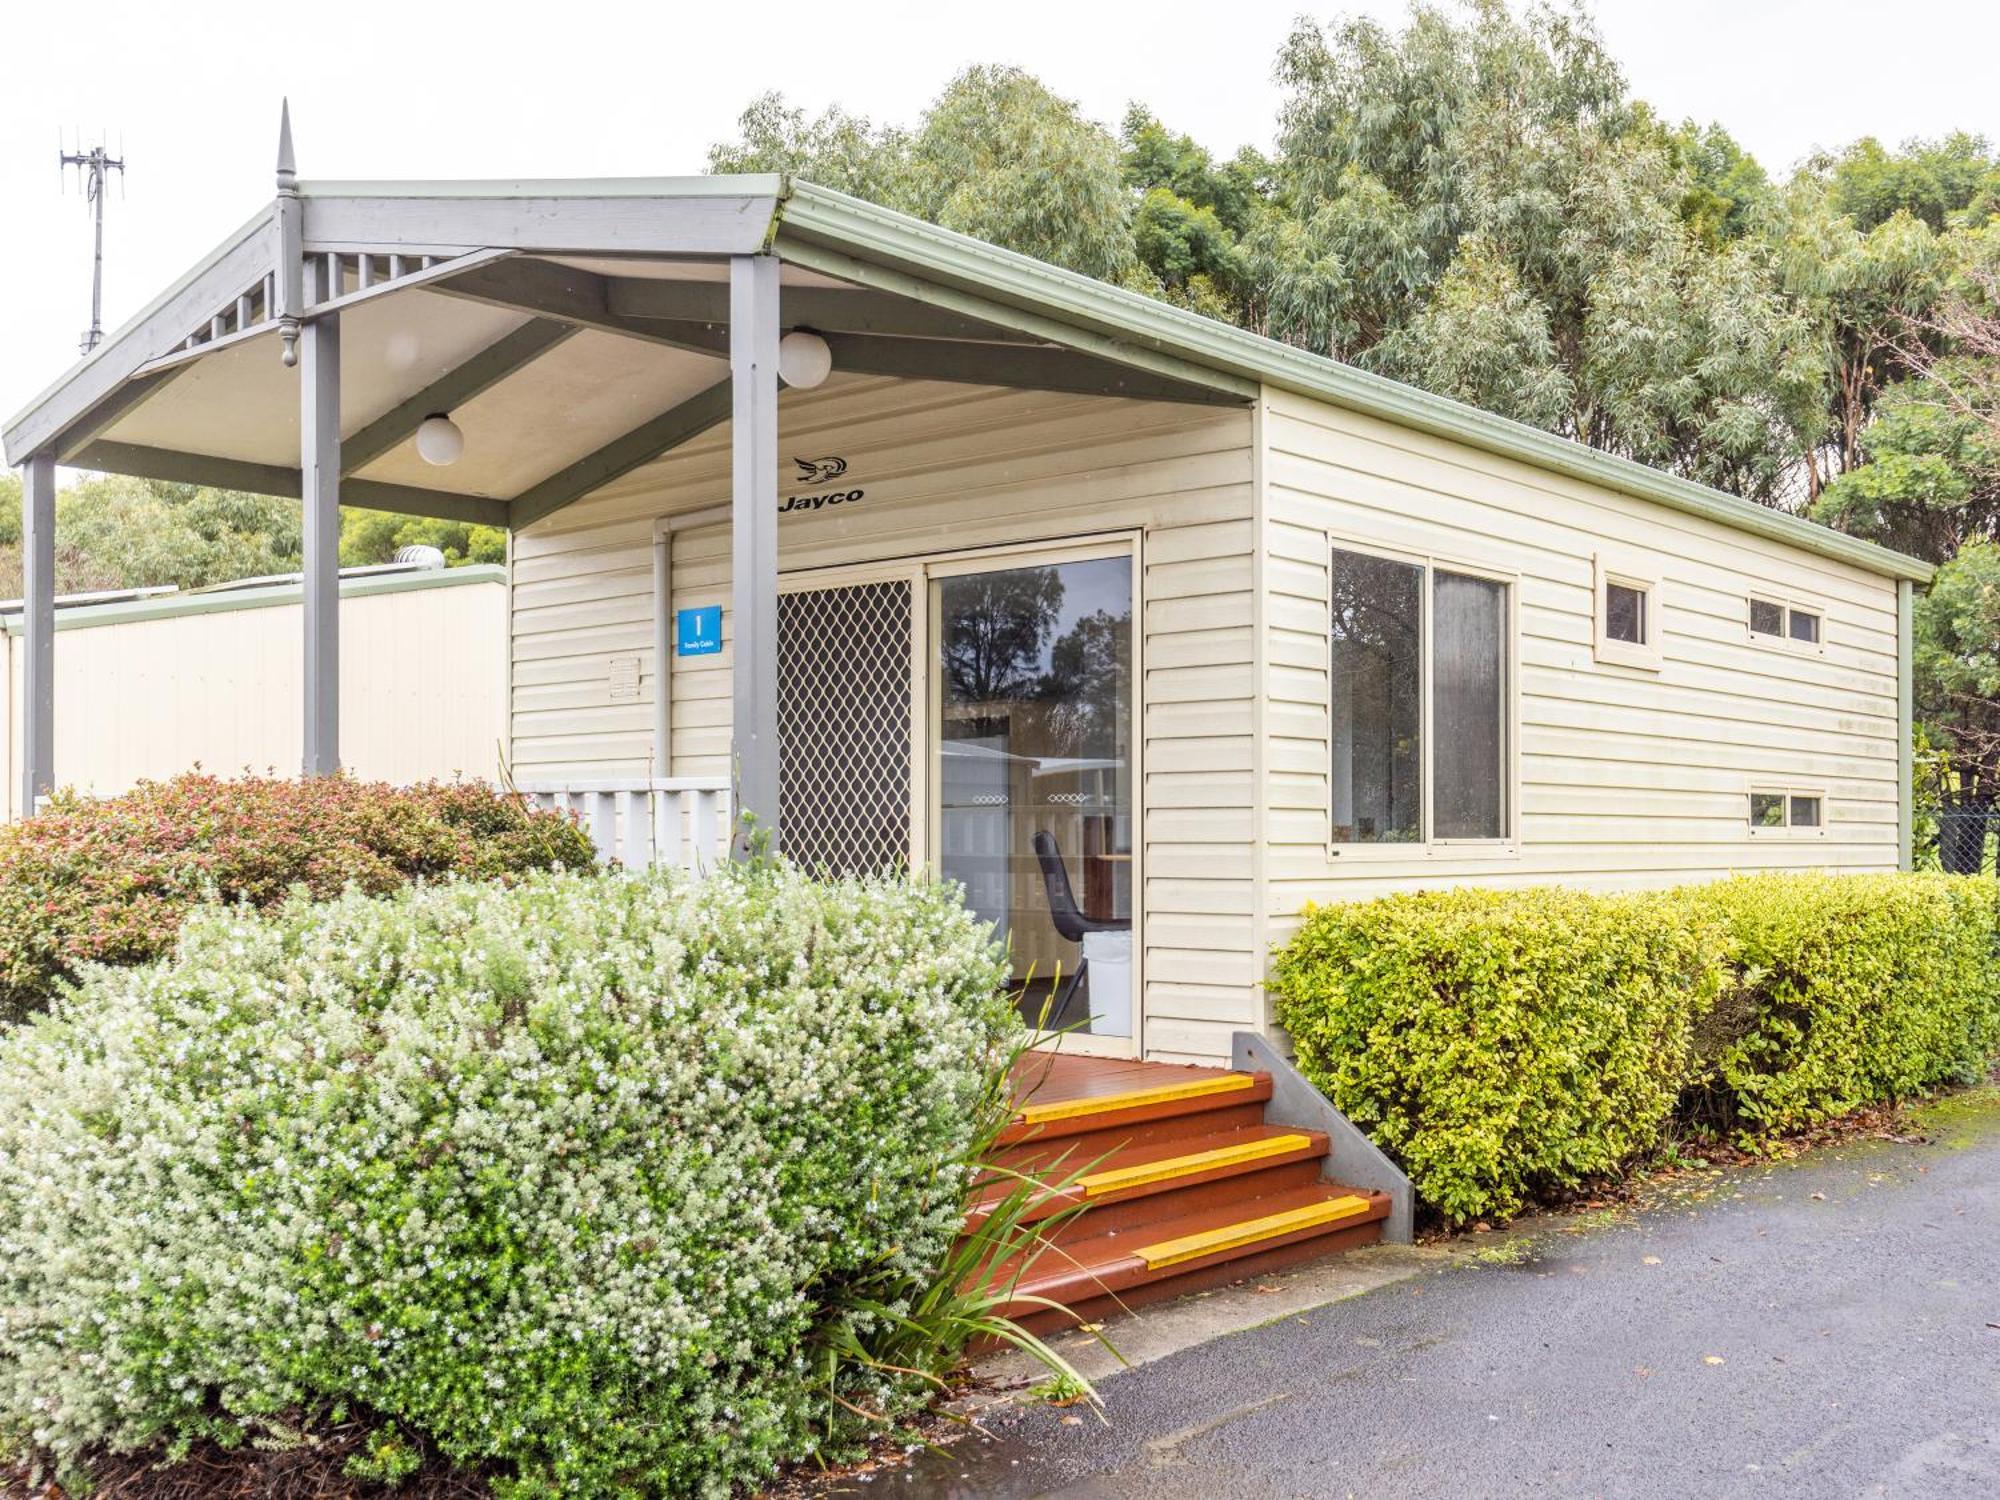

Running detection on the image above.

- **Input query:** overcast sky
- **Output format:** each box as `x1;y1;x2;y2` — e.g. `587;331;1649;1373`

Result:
5;0;1997;427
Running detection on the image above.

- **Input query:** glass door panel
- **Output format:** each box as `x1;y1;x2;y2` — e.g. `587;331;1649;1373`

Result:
934;554;1134;1038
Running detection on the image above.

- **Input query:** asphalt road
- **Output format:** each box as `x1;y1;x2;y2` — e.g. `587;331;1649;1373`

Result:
884;1091;2000;1499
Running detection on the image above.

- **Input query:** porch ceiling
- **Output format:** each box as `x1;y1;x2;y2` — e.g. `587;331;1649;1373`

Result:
34;245;1238;531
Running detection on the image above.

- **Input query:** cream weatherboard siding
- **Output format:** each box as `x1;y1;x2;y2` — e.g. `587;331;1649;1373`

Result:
509;376;1258;1065
1253;386;1904;1023
1;569;508;820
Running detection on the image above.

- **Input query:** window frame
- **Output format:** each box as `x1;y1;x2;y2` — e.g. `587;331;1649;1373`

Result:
1747;784;1829;837
1593;553;1664;672
1326;532;1520;859
1746;592;1827;656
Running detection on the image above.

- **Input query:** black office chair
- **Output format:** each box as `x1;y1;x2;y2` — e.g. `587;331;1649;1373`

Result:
1031;830;1131;1023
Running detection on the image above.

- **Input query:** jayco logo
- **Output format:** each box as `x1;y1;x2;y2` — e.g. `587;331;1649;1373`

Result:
779;455;864;515
793;456;848;485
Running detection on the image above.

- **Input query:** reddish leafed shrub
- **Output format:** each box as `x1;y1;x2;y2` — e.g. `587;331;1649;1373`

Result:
0;772;595;1021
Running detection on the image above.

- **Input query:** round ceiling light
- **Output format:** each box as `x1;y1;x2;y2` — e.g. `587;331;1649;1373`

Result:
777;330;833;390
414;412;464;467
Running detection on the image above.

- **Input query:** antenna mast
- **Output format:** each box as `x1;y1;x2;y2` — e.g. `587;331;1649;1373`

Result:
58;134;127;355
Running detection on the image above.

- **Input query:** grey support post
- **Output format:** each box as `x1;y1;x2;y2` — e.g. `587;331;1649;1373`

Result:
299;256;341;776
728;254;781;857
19;451;56;814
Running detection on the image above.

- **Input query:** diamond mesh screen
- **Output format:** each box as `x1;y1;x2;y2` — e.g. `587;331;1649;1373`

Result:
777;580;914;874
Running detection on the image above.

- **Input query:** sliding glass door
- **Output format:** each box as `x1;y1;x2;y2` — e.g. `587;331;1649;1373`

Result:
932;547;1136;1041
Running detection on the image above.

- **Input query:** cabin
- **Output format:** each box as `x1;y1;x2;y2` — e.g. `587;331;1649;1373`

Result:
3;118;1930;1074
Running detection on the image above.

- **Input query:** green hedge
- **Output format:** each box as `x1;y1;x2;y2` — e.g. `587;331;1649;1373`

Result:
1270;872;2000;1223
0;772;596;1024
1692;873;2000;1132
0;864;1015;1498
1271;886;1726;1223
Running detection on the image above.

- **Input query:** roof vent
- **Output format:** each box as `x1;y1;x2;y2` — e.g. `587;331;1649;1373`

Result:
393;545;447;570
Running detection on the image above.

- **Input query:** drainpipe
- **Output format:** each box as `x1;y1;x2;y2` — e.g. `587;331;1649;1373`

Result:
651;504;730;776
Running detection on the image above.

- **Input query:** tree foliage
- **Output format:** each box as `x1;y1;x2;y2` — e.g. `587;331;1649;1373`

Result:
0;474;499;598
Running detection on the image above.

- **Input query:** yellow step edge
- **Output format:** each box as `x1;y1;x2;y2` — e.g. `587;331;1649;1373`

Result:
1075;1134;1317;1198
1015;1072;1257;1127
1134;1194;1375;1271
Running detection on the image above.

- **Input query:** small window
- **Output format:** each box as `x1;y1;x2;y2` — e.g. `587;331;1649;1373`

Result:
1605;583;1646;644
1749;595;1824;650
1594;556;1662;670
1749;788;1827;834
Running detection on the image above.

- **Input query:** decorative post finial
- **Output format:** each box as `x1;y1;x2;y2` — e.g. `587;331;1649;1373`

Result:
275;98;302;367
276;97;297;189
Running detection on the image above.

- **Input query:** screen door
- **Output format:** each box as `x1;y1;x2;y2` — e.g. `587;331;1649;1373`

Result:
776;579;915;874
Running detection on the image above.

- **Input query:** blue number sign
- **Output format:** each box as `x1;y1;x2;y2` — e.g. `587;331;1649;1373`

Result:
676;605;722;656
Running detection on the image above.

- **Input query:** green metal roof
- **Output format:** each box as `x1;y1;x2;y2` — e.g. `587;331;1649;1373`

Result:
773;180;1935;585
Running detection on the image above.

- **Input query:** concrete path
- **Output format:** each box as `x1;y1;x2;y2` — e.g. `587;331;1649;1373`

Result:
874;1088;2000;1499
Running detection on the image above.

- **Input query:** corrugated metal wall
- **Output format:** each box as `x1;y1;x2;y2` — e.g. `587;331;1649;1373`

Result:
1;567;507;819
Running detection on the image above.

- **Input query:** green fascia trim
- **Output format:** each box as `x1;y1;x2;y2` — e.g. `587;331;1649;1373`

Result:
776;181;1934;586
0;565;504;636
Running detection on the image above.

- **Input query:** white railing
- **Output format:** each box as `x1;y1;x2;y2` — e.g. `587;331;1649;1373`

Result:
517;777;732;873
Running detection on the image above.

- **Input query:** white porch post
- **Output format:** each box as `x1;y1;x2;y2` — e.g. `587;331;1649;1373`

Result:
19;450;56;813
300;257;341;776
728;254;781;857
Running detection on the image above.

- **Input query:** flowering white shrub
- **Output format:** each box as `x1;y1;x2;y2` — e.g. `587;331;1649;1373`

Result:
0;863;1014;1498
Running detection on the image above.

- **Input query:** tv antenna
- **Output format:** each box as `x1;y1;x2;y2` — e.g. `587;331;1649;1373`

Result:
58;132;127;355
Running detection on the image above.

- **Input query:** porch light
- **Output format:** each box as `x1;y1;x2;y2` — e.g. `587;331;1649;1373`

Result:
415;413;464;467
778;331;833;390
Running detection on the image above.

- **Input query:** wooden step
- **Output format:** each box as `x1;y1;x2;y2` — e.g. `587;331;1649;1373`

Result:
1000;1066;1272;1145
993;1182;1391;1327
972;1125;1329;1227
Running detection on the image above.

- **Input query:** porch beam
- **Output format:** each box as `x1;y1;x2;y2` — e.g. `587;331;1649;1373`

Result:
605;277;1038;344
730;254;781;858
300;261;340;776
72;441;509;529
341;318;577;473
297;183;782;258
19;452;56;814
508;379;733;531
434;258;727;359
819;331;1242;405
775;236;1258;403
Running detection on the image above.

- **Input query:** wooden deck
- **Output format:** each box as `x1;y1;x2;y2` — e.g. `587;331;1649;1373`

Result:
1009;1050;1235;1111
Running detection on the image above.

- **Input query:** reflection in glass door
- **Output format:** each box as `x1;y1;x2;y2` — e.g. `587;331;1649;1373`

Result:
934;552;1135;1039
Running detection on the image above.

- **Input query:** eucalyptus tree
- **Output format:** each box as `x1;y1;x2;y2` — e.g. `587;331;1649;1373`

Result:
1259;1;1819;502
709;67;1137;283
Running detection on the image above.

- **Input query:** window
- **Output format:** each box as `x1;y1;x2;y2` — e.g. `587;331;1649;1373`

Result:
1606;584;1646;643
1594;556;1662;670
1749;595;1824;651
1330;544;1511;846
1749;788;1826;834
